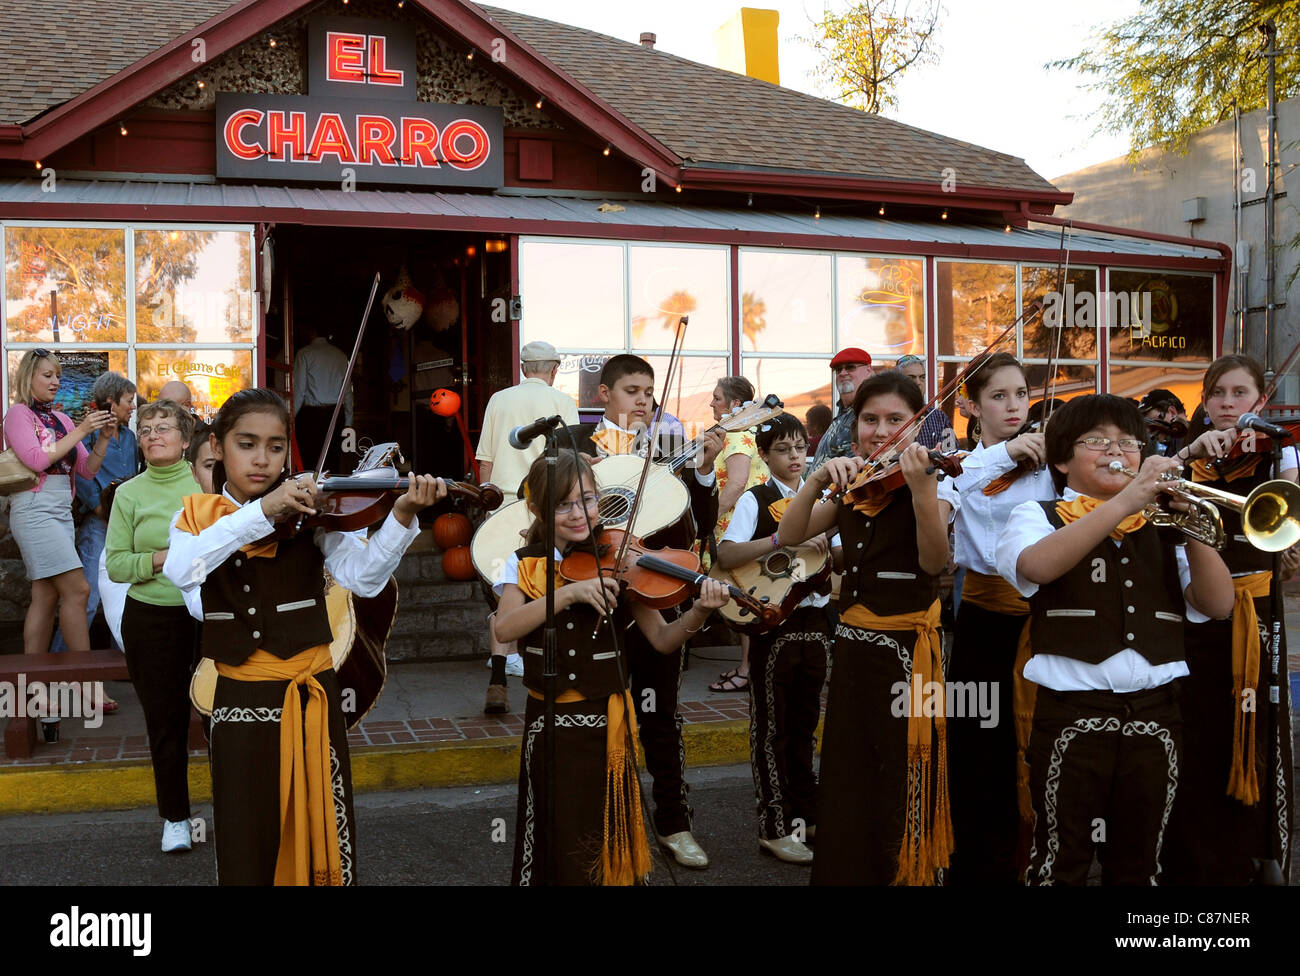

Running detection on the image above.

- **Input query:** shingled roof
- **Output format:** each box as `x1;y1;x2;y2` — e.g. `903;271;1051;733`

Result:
481;6;1057;194
0;0;1058;197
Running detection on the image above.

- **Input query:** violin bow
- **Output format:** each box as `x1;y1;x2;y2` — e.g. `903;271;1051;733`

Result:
307;271;382;482
1039;221;1073;428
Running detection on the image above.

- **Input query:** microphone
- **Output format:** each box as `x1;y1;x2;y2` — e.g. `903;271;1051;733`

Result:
509;415;564;450
1236;412;1292;440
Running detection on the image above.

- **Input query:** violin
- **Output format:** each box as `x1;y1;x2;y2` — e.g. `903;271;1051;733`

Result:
560;528;782;628
269;442;504;537
830;448;966;510
1145;416;1189;440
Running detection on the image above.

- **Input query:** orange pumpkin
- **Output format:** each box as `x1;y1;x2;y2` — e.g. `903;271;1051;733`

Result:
429;388;461;417
433;512;472;550
441;545;476;580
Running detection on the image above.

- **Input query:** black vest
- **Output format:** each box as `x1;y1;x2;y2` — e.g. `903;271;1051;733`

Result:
836;485;939;615
749;480;787;540
1028;502;1185;666
200;530;335;666
515;543;630;699
1192;454;1278;574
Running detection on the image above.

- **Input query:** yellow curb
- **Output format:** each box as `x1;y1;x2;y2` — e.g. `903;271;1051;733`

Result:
0;716;823;814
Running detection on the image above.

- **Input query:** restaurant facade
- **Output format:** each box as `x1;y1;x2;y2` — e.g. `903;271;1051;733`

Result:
0;0;1231;475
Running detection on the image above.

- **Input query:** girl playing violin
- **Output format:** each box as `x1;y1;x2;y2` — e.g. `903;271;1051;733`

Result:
1162;354;1299;884
937;352;1054;884
777;370;953;885
163;388;446;885
493;451;729;885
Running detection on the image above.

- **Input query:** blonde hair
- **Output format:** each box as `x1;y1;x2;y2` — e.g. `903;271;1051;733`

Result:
12;350;60;406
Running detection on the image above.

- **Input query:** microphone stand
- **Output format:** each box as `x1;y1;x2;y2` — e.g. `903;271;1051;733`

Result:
542;425;559;887
1257;433;1288;885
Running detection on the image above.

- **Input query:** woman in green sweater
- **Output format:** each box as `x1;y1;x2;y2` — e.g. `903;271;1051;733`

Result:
106;398;203;854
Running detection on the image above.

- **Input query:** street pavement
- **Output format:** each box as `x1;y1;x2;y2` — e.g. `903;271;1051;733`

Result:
0;763;811;886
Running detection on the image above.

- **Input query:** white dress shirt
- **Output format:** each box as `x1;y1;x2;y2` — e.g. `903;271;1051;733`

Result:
938;440;1056;576
163;488;420;622
721;478;839;609
293;337;353;426
995;486;1200;692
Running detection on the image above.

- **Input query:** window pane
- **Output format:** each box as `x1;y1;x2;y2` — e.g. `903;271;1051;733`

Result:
1022;266;1097;359
1109;365;1203;420
135;230;254;344
5;226;127;343
520;241;624;350
837;255;925;357
935;360;1096;442
936;261;1015;358
7;349;129;411
738;250;832;353
629;246;728;352
740;356;834;422
136;349;253;421
552;354;729;436
1106;271;1214;363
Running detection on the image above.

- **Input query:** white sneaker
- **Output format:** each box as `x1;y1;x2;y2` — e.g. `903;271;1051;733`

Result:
161;819;192;853
505;653;524;677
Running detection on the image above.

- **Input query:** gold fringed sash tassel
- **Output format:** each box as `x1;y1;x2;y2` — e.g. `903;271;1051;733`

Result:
841;599;950;885
1227;571;1271;805
217;644;341;886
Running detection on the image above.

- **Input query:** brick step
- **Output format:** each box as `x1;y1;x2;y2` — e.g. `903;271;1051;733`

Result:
389;604;489;637
396;581;483;606
386;632;488;663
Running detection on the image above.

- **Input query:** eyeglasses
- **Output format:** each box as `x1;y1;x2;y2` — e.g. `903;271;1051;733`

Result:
834;363;867;373
138;423;179;439
556;492;600;516
767;443;808;457
1075;437;1143;453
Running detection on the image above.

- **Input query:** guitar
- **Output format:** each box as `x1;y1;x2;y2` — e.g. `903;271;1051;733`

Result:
708;542;832;635
470;395;786;586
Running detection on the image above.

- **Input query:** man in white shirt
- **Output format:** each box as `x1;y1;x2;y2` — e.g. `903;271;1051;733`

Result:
293;322;353;473
475;341;578;495
479;341;579;713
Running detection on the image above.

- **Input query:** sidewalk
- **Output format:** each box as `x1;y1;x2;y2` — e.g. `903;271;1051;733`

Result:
0;643;754;814
5;603;1300;815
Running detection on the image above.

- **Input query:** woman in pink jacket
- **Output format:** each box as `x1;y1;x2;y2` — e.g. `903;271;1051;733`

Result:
4;350;113;656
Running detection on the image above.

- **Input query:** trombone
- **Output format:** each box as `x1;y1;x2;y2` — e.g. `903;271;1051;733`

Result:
1107;462;1300;552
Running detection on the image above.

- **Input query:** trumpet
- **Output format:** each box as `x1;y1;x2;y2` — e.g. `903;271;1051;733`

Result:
1107;462;1300;552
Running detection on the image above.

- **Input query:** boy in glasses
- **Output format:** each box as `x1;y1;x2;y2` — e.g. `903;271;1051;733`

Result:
717;413;839;864
994;394;1232;884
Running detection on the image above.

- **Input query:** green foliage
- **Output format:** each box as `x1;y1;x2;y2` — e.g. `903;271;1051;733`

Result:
800;0;943;114
1051;0;1300;159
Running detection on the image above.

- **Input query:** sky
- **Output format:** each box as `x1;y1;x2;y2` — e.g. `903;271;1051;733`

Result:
491;0;1143;181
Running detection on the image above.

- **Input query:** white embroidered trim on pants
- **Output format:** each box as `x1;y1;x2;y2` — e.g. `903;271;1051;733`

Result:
211;706;283;723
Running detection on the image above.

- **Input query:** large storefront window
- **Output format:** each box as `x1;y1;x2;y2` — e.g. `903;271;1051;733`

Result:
836;255;925;358
5;226;128;343
521;239;729;432
3;223;256;419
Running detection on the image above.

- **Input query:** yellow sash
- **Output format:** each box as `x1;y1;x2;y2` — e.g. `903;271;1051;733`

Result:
767;496;791;523
591;427;635;458
216;645;341;886
177;493;279;557
527;686;651;885
1055;495;1147;541
1227;571;1271;805
516;555;566;600
840;599;951;885
961;570;1029;615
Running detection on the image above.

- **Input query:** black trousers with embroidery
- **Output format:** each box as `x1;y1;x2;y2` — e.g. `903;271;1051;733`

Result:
1025;685;1181;886
628;628;691;837
749;605;831;840
209;666;356;886
946;600;1025;885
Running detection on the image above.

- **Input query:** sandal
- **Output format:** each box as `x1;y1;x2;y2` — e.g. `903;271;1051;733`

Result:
709;672;749;694
716;667;738;682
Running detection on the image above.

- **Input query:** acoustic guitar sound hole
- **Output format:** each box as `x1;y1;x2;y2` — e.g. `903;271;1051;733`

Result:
598;490;634;526
763;550;792;578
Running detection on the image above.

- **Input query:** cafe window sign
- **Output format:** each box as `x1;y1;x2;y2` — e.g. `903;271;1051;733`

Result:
4;223;256;419
215;16;504;189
